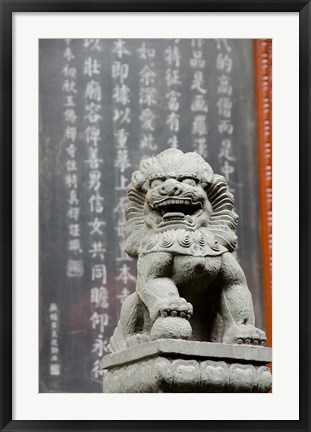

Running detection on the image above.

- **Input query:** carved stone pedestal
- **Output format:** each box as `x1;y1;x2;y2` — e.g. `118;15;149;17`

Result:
102;339;272;393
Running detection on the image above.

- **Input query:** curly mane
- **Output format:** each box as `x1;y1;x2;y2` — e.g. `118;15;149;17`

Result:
125;149;238;258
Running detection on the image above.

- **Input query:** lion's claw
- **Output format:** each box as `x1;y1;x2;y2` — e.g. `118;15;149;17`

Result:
152;297;193;321
222;324;267;346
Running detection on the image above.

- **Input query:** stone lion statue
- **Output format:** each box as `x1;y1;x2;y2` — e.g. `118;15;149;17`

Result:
108;149;266;352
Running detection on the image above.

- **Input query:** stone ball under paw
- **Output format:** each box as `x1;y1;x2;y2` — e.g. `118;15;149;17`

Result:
150;316;192;340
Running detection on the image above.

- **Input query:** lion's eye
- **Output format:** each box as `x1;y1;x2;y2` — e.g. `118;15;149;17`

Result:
182;178;197;187
150;179;163;188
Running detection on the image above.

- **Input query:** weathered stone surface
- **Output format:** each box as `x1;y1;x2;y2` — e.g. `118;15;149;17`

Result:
102;340;272;393
102;339;272;369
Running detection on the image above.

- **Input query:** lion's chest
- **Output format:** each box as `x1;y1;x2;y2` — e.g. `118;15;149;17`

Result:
172;255;222;288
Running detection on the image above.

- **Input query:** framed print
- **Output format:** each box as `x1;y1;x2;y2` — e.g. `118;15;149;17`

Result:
1;1;310;431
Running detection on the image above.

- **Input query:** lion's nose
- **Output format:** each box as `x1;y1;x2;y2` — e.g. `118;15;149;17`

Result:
158;179;182;196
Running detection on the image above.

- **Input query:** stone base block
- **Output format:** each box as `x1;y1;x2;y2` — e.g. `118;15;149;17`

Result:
102;339;272;393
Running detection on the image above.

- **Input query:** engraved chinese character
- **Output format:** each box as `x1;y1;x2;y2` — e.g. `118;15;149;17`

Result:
117;287;131;304
66;160;77;172
62;80;77;93
190;50;205;68
84;57;101;77
218;138;236;161
167;135;179;148
191;71;207;94
89;192;104;213
69;238;82;254
85;147;103;169
139;108;156;131
215;38;232;52
113;84;130;106
65;173;78;189
140;133;157;151
85;126;101;146
115;129;129;149
194;137;208;158
88;170;101;191
69;224;80;237
220;160;235;182
63;47;75;61
92;334;108;357
137;42;155;60
64;95;76;107
166;112;180;133
65;127;77;142
67;206;80;221
89;312;109;333
112;61;129;83
114;149;131;173
85;103;102;123
64;109;77;124
88;217;106;235
66;259;84;277
113;39;131;58
216;53;232;73
85;80;102;101
165;69;181;87
166;91;181;112
116;264;136;284
50;364;60;376
89;241;106;259
191;95;208;112
62;64;77;79
92;359;103;379
217;97;232;118
139;65;156;87
218;119;234;135
192;115;207;136
139;87;157;106
92;264;107;284
113;108;131;124
218;75;232;95
90;286;109;309
164;45;180;67
84;39;102;51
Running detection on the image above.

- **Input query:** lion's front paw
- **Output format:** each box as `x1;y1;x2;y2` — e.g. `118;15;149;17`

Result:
150;297;193;322
222;324;267;346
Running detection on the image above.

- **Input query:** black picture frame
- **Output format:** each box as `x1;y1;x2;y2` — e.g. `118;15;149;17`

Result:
0;1;309;431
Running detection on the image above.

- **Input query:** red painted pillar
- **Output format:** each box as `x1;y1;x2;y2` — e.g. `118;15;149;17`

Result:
254;39;272;349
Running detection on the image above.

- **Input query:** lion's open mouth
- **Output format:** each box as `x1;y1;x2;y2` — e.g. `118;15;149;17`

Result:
152;199;203;226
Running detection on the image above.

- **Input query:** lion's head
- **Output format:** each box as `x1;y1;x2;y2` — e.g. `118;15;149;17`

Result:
125;149;239;258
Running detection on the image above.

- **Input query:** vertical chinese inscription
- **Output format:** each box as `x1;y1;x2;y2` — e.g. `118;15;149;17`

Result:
49;303;60;376
82;39;109;382
112;40;136;307
63;39;84;279
215;39;236;190
190;39;208;158
137;41;158;155
164;40;182;149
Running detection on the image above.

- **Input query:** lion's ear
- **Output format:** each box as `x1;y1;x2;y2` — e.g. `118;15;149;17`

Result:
131;170;148;192
200;168;214;185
